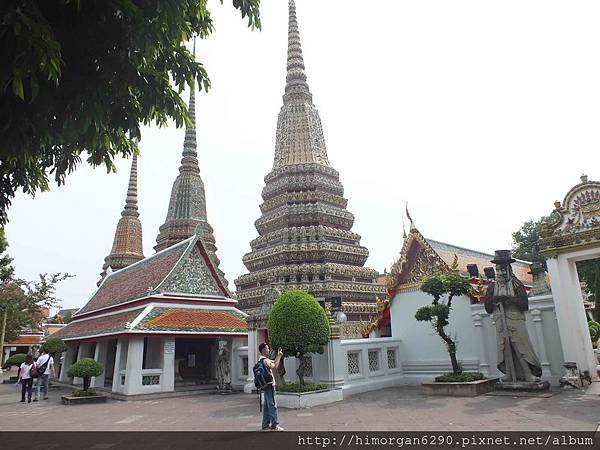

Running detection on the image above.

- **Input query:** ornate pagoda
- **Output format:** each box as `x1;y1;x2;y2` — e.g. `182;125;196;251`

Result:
98;155;144;285
235;0;386;336
154;78;227;286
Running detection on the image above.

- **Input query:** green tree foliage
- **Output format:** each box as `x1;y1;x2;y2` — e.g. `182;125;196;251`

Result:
513;218;600;320
0;0;261;224
67;357;103;390
417;270;473;375
267;290;330;385
512;219;544;264
0;229;14;282
43;336;67;356
0;273;71;343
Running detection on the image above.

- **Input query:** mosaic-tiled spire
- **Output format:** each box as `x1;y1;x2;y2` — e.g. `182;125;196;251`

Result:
98;155;144;284
154;42;227;285
235;1;385;336
272;0;329;169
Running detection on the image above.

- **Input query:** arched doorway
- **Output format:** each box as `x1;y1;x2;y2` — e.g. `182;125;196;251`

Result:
541;175;600;378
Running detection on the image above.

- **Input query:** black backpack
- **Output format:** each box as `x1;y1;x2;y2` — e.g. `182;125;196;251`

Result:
253;359;273;390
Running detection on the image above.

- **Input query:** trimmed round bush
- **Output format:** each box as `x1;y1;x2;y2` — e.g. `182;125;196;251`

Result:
589;320;600;342
43;337;67;356
68;358;103;390
4;353;27;368
267;290;330;385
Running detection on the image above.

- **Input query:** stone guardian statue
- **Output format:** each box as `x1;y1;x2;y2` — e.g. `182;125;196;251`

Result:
484;250;546;388
215;340;232;392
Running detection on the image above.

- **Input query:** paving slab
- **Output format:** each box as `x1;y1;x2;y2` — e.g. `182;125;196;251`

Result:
1;371;599;431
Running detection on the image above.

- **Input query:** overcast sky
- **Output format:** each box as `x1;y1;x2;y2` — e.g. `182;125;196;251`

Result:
4;0;599;310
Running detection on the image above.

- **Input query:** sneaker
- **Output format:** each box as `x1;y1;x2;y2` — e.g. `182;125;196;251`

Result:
33;399;38;402
271;426;284;432
27;398;31;403
43;397;49;400
20;399;25;403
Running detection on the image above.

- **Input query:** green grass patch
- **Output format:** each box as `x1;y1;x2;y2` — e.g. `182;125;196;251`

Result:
72;388;98;397
435;372;485;383
277;383;328;393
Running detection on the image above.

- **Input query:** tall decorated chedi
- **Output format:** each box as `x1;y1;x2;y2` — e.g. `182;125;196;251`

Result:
154;78;227;285
235;0;385;333
98;155;144;284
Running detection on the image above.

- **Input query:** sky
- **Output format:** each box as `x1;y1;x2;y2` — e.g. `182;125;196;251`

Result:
4;0;600;310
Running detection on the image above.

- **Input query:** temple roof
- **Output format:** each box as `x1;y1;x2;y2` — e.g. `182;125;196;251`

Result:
54;305;247;341
75;228;230;317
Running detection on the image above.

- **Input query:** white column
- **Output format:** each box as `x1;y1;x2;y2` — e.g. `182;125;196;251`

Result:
92;341;108;388
320;339;345;387
59;343;76;382
161;338;175;393
112;339;125;393
244;328;259;393
530;309;551;377
123;337;144;395
472;312;490;376
3;347;10;366
72;343;90;386
547;256;598;378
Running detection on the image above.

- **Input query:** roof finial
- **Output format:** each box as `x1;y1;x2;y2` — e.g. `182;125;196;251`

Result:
284;0;312;103
122;154;139;218
181;35;199;175
401;214;407;240
405;202;416;231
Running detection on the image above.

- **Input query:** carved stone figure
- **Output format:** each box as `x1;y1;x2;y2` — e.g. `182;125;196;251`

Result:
484;250;543;383
215;341;231;392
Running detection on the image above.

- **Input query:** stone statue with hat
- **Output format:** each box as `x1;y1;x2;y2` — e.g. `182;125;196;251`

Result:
484;250;548;389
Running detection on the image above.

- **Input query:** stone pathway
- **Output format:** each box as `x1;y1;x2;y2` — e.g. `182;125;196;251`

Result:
1;371;599;431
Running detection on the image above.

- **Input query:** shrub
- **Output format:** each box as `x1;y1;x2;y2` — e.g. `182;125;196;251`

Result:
277;383;328;393
67;358;103;390
435;372;485;383
72;388;98;397
267;290;330;385
43;337;67;356
589;320;600;343
4;353;26;368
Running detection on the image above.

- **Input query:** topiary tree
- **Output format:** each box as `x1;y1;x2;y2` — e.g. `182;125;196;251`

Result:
416;269;473;376
267;290;330;385
67;358;103;390
43;336;67;357
4;352;26;368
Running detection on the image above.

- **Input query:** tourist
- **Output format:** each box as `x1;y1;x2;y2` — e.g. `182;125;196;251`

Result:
258;343;284;431
17;354;35;403
33;347;54;401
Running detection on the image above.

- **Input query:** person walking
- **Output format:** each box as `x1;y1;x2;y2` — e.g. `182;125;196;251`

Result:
258;343;284;431
18;354;35;403
33;347;54;401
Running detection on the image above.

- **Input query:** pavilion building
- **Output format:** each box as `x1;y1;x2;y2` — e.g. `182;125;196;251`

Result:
54;81;246;396
235;0;386;339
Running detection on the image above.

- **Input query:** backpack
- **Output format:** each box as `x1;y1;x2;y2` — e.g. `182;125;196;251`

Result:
30;363;38;379
35;355;50;377
253;359;273;390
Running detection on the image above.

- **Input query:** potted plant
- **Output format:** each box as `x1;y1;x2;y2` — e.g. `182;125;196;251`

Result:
62;358;106;404
267;290;340;408
416;268;496;396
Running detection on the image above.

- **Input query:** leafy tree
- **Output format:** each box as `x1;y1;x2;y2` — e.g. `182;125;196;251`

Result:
416;270;473;375
68;357;103;390
43;336;67;357
512;219;545;264
0;273;71;364
0;0;261;224
513;218;600;320
267;290;330;385
0;229;14;282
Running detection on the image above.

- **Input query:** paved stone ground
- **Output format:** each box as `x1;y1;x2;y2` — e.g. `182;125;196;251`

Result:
1;371;599;431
